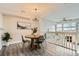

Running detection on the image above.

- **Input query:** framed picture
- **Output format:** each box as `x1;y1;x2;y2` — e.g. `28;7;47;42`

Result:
17;21;31;30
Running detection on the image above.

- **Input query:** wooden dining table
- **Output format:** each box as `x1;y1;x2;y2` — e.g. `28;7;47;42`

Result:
25;35;40;49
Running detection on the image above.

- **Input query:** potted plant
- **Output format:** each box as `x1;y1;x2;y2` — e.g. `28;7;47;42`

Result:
2;32;12;46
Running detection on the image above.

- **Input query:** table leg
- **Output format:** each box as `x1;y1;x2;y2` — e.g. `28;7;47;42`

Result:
30;38;34;48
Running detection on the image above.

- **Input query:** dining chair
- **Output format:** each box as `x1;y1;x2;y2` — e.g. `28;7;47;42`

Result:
35;33;47;44
21;35;31;53
22;35;31;43
34;34;47;55
36;33;47;47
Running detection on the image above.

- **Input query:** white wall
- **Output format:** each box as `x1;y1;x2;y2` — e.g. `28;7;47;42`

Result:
0;14;4;50
3;15;35;45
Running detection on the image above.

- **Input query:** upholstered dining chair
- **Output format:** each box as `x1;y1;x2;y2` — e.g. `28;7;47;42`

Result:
34;33;47;55
35;33;47;46
21;35;31;52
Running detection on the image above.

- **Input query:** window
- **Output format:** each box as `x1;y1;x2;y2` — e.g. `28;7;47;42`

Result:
57;24;62;32
63;23;76;32
77;23;79;32
57;24;62;28
48;25;55;32
63;23;70;28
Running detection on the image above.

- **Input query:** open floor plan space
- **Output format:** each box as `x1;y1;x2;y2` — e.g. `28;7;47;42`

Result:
0;3;79;56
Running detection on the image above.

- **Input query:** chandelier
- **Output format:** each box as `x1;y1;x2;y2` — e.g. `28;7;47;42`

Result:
32;8;39;21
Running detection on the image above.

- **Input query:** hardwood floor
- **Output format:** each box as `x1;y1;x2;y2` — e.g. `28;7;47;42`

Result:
0;42;51;56
0;42;78;56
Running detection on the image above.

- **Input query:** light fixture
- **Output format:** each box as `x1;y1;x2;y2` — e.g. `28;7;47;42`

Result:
35;8;37;11
63;17;67;21
32;8;39;21
63;17;72;22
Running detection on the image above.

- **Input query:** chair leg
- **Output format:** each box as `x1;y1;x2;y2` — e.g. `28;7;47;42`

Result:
42;44;45;56
22;43;26;53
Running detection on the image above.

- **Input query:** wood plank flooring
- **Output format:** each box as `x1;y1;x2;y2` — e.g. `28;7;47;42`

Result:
0;42;51;56
0;42;78;56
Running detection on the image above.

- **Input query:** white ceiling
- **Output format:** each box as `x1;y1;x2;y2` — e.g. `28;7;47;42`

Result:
44;3;79;22
0;3;79;22
0;3;54;18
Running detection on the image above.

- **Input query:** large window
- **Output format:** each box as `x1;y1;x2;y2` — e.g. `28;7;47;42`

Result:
57;24;62;32
77;23;79;32
48;25;55;32
63;23;76;32
48;22;76;32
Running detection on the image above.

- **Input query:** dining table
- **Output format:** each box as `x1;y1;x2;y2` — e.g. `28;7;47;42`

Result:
25;35;41;49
